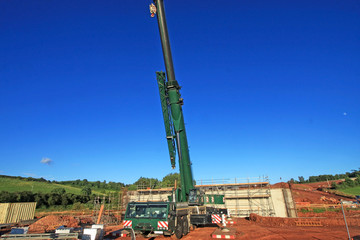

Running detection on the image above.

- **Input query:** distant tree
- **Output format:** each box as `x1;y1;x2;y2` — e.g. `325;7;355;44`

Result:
131;177;160;189
298;176;305;183
72;202;83;210
80;195;90;203
108;181;118;190
70;194;82;203
16;191;35;202
100;181;106;189
160;173;180;188
340;174;347;179
61;194;69;206
128;185;137;191
48;193;61;206
75;179;81;186
0;191;16;203
83;179;88;186
34;193;48;208
51;188;66;195
308;176;319;183
81;187;92;196
344;177;355;188
355;175;360;186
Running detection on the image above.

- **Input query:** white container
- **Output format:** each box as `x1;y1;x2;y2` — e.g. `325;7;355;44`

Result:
55;228;74;234
91;224;104;229
82;228;101;240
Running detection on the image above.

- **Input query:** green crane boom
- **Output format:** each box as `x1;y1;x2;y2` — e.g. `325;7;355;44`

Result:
154;0;195;202
122;3;227;238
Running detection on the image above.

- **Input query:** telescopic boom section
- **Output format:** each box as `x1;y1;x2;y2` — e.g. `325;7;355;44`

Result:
154;0;195;202
154;0;176;85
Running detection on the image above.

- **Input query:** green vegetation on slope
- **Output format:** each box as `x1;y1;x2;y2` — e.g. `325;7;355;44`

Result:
0;173;179;211
0;173;182;195
339;186;360;196
0;176;104;195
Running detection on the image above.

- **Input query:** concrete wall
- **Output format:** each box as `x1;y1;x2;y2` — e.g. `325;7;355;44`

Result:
271;189;288;217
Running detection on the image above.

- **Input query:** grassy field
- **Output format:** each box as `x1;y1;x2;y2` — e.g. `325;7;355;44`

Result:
340;186;360;196
0;177;104;195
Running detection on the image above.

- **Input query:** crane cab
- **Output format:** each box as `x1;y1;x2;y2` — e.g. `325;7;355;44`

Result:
123;201;175;237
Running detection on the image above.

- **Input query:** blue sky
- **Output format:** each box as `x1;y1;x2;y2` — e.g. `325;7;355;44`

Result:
1;0;359;185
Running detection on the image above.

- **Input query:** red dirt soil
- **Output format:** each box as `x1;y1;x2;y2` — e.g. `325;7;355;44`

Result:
291;188;346;204
280;182;354;204
103;216;360;240
28;215;80;233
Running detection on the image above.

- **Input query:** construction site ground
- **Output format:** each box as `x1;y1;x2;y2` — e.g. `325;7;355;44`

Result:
103;216;360;240
2;182;360;239
274;181;355;204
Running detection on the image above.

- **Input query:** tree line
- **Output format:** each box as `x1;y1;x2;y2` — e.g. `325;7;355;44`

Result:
57;173;181;191
127;173;181;190
0;187;93;209
293;168;360;184
332;176;360;190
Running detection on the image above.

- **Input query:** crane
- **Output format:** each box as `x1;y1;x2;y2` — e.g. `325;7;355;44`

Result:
154;0;195;203
123;1;226;238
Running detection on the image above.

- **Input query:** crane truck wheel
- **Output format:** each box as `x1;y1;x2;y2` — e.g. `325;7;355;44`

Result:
175;217;183;239
182;217;189;235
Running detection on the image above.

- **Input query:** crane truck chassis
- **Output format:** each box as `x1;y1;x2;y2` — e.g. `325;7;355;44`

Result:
124;201;226;238
123;0;227;238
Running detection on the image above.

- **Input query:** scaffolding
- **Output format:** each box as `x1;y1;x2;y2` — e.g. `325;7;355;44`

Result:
125;176;277;218
196;176;275;217
92;192;123;224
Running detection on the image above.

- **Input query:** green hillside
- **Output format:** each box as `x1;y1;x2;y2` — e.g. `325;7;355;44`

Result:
0;176;104;195
340;186;360;196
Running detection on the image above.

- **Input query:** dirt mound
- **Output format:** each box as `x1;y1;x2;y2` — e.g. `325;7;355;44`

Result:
305;180;344;188
271;182;289;188
28;215;80;233
291;188;354;204
292;189;326;203
291;183;315;191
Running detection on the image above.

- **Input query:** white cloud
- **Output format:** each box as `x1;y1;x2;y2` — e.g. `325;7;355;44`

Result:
41;157;53;165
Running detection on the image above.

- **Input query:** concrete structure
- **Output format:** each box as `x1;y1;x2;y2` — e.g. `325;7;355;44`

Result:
124;178;297;218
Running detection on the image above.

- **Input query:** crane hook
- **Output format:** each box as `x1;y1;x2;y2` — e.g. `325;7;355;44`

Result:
149;3;157;17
